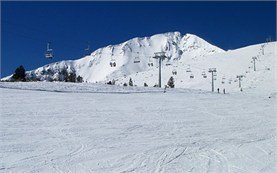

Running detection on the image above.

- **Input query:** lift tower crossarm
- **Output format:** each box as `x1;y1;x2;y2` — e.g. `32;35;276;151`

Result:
236;75;244;88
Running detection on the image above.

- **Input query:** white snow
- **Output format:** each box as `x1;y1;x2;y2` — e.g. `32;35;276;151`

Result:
1;31;276;172
115;42;277;95
0;82;276;172
1;32;225;84
3;32;276;96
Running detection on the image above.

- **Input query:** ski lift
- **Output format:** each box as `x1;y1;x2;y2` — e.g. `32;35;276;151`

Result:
186;65;191;72
134;57;140;63
110;61;116;67
221;76;226;84
173;58;179;65
190;74;194;79
45;42;53;59
229;79;232;84
166;60;172;66
202;71;207;78
134;52;140;63
186;68;191;72
213;75;217;80
148;62;154;66
148;57;154;67
84;42;90;55
110;55;116;67
172;69;177;75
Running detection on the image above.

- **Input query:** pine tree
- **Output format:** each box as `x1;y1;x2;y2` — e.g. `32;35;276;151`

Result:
68;72;76;82
60;68;68;82
167;76;175;88
12;65;26;81
76;75;83;83
129;78;133;86
144;83;148;87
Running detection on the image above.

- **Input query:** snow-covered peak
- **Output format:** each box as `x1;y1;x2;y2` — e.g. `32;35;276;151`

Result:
3;31;228;84
181;33;224;53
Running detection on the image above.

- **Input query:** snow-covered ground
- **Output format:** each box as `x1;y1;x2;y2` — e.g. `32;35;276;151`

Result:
3;32;276;96
0;82;276;172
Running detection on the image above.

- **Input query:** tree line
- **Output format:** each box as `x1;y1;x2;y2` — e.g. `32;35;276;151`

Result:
7;65;176;88
8;65;83;83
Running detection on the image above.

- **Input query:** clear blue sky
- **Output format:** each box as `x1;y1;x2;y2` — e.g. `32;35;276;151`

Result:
1;1;276;77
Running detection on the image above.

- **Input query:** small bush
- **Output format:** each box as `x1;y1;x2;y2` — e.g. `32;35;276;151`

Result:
129;78;133;86
76;75;83;83
167;76;175;88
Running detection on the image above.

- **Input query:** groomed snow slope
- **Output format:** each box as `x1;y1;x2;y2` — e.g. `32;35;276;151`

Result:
0;82;276;172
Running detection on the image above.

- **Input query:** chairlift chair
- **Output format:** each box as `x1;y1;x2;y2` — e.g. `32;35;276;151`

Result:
134;56;140;63
148;62;154;66
166;60;172;66
172;69;177;75
148;57;154;67
173;58;179;67
202;71;207;78
45;42;54;59
186;68;191;72
110;57;116;67
228;79;232;84
84;43;90;56
221;76;226;83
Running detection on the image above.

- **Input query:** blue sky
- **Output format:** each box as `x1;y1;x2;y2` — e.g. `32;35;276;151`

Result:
1;1;276;77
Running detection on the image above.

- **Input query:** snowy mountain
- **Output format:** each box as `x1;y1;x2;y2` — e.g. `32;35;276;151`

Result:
2;31;276;94
2;32;223;81
116;42;276;95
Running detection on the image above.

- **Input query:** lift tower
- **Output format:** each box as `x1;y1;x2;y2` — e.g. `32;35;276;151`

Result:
153;52;167;88
252;56;257;71
236;75;244;88
208;68;217;92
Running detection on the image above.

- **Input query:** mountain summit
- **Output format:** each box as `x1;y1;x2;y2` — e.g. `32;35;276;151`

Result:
3;32;275;94
4;32;224;83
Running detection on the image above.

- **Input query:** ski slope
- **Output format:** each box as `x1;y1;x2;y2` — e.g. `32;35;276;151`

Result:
2;32;276;95
115;42;277;94
0;82;276;172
